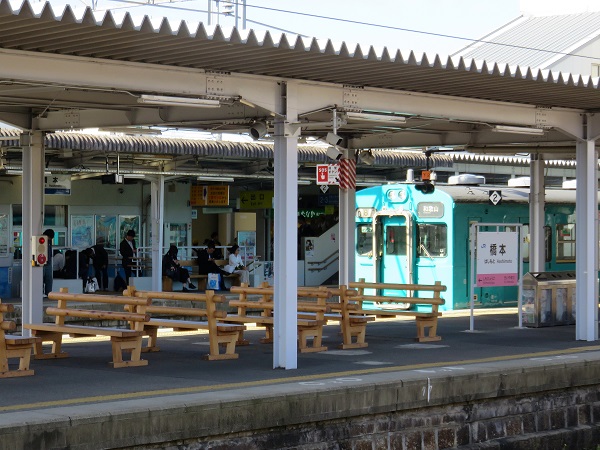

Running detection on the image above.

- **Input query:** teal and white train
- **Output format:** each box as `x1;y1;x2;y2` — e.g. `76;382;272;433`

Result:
355;177;581;311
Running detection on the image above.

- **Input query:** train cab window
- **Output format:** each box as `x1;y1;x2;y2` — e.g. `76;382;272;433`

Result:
521;225;551;263
356;224;373;256
556;223;576;262
417;224;447;258
385;226;407;255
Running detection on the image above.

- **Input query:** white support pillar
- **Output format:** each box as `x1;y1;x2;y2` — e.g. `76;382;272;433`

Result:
150;175;165;291
21;131;45;336
273;81;299;369
338;150;356;285
575;139;598;341
529;155;545;273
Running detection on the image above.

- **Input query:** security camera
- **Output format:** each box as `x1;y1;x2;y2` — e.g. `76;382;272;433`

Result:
325;132;344;147
358;150;376;166
250;122;268;140
326;146;343;161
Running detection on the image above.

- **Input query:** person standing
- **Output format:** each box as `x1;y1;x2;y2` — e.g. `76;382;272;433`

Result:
119;230;137;285
92;236;109;291
42;229;55;296
208;231;223;259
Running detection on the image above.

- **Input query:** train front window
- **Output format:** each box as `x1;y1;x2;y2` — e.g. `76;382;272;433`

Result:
417;224;447;258
356;224;373;256
556;223;576;262
385;226;407;255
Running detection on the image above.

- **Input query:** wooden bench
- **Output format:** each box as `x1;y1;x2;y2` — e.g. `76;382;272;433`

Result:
163;260;241;291
23;288;151;368
348;280;446;342
1;301;40;378
123;287;246;360
226;284;331;353
299;286;376;349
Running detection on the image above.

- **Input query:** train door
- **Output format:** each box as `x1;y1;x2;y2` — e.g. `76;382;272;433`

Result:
374;212;414;294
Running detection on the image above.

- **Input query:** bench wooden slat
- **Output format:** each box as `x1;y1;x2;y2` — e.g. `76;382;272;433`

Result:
25;323;144;337
353;295;444;306
45;307;150;323
47;291;151;306
349;281;447;292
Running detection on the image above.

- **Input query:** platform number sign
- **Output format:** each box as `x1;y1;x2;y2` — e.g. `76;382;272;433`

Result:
489;190;502;206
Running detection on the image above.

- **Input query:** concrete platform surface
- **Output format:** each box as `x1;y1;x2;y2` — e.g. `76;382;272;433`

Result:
1;308;600;448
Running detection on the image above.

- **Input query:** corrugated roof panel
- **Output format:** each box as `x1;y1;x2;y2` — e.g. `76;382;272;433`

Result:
0;1;599;111
457;12;600;69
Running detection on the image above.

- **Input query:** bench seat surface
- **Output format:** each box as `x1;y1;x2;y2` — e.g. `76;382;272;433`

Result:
25;323;143;337
146;318;245;331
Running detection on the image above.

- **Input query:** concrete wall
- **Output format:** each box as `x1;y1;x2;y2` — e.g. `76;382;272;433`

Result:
4;356;600;449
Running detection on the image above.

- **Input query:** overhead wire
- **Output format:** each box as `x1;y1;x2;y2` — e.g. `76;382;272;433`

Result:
94;0;600;62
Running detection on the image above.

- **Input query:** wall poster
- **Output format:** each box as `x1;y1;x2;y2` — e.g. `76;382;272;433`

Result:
95;215;117;249
0;214;9;255
119;215;140;243
71;215;94;248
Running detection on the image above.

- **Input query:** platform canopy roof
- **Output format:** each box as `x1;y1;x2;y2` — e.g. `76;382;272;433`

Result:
0;0;598;160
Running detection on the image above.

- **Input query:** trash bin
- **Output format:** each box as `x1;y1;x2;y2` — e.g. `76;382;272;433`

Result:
521;272;576;327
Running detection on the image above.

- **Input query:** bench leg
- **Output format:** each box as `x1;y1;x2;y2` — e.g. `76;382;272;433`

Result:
416;317;441;342
339;321;369;349
31;331;69;359
142;326;160;352
204;331;240;361
298;326;327;353
234;329;250;346
110;336;148;368
259;325;274;344
0;344;36;378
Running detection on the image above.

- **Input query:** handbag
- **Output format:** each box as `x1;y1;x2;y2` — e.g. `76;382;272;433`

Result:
84;277;97;293
207;273;221;290
166;266;178;279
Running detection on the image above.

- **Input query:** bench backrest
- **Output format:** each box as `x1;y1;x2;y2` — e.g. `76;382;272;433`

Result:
124;287;226;335
230;283;331;318
46;288;151;331
348;279;446;309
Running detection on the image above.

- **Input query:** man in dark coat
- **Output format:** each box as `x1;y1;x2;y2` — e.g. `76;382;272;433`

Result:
119;230;137;285
92;236;110;291
196;243;229;291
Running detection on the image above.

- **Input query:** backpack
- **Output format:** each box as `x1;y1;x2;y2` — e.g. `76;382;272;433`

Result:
113;274;127;292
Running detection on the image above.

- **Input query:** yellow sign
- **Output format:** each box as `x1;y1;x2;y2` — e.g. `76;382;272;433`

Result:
240;190;273;209
190;185;230;207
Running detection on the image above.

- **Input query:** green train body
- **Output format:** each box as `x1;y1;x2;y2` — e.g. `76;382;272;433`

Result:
355;183;580;311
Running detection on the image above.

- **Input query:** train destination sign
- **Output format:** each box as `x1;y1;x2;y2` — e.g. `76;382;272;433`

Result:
476;231;518;287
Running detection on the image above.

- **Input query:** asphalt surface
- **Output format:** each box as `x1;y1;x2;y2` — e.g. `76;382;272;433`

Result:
2;307;599;413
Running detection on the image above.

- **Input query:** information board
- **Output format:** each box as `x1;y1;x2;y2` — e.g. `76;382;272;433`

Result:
190;185;230;207
476;231;519;287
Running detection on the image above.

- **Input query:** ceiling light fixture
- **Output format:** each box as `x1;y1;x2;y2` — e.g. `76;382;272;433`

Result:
298;179;312;185
347;112;406;123
137;95;221;109
197;175;234;183
491;125;545;136
122;173;146;179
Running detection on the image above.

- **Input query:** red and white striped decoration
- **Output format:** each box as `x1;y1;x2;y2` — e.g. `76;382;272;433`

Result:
339;157;356;190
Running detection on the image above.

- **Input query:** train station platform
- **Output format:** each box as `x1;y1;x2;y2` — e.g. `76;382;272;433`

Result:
2;307;600;449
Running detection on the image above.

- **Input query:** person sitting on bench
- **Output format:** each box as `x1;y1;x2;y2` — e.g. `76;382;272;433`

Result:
163;244;196;291
224;245;250;285
196;243;229;291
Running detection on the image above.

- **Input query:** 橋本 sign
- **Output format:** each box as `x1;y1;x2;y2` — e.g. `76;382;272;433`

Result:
476;231;519;287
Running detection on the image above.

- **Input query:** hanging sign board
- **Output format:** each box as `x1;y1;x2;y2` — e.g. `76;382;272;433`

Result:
190;185;230;207
316;164;339;185
44;174;71;195
476;231;519;287
240;190;273;209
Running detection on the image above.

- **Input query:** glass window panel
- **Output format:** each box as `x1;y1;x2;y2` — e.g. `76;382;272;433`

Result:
386;226;406;256
356;224;373;256
417;223;447;258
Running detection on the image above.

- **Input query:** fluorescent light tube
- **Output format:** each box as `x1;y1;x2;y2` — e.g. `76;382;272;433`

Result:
298;179;312;185
492;125;545;135
347;112;406;123
138;95;221;108
122;173;146;179
197;176;234;183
